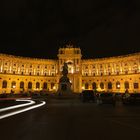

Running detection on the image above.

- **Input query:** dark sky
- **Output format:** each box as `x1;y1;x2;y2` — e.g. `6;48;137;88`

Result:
0;0;140;59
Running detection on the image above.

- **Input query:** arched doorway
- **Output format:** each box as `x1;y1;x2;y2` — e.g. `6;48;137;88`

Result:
124;81;129;89
43;82;47;90
100;82;104;89
92;82;97;90
36;82;40;89
116;81;120;89
2;80;7;88
11;81;16;89
20;81;24;89
85;83;89;89
108;82;112;89
28;82;32;89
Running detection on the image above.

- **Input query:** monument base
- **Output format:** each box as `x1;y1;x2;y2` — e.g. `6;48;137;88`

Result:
57;82;72;95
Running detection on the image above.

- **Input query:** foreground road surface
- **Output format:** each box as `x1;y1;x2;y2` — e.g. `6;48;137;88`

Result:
0;97;140;140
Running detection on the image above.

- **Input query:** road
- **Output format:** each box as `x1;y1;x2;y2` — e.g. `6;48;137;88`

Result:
0;96;140;140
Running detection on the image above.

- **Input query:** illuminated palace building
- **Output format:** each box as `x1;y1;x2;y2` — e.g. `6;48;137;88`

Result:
0;44;140;94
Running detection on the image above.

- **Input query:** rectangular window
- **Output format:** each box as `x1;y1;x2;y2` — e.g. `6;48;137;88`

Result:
134;83;139;89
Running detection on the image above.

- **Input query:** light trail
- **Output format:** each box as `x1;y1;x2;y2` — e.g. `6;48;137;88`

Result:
0;99;35;113
0;101;46;120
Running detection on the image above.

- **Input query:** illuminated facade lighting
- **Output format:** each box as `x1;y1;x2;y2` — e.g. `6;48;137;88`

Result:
0;45;140;93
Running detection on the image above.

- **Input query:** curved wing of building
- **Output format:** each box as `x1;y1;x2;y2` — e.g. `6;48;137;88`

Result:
0;45;140;94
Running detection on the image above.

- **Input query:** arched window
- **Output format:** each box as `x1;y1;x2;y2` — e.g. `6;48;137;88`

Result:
92;82;96;89
11;81;16;88
43;82;47;89
2;80;7;88
124;81;129;89
100;82;104;89
28;82;32;89
116;81;120;89
36;82;40;89
108;82;112;89
85;83;89;89
20;81;24;89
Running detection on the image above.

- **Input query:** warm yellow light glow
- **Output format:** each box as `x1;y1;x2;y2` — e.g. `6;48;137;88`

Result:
117;84;120;88
0;47;140;94
53;86;56;90
82;86;85;90
10;66;12;72
71;68;74;74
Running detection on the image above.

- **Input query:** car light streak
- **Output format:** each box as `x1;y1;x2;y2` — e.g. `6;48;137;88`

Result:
0;99;35;113
0;101;46;120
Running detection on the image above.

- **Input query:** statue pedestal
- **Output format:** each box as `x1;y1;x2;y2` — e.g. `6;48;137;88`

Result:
57;76;72;96
57;62;73;97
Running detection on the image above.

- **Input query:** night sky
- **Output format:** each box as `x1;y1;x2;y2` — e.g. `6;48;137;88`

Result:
0;0;140;59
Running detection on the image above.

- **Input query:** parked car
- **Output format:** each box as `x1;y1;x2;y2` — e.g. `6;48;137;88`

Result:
99;93;116;105
122;93;140;104
81;90;95;102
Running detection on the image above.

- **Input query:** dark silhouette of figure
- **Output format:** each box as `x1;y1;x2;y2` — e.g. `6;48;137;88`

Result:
62;62;68;76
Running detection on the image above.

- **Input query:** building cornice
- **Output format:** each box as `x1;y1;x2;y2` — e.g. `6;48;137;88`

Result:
0;53;57;63
82;52;140;63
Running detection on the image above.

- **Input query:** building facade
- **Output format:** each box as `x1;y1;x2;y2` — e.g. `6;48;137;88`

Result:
0;45;140;94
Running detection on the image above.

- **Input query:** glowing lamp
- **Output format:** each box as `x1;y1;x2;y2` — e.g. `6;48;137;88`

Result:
117;84;120;88
82;86;85;90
